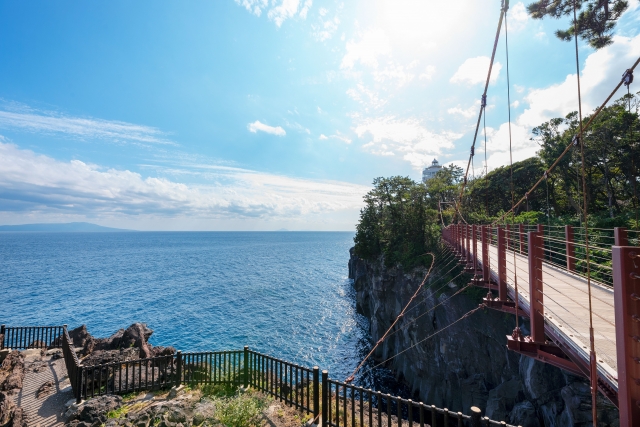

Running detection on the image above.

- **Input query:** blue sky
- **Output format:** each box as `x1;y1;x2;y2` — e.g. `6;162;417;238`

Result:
0;0;639;230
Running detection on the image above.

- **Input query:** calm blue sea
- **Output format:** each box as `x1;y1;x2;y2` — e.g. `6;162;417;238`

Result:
1;231;397;386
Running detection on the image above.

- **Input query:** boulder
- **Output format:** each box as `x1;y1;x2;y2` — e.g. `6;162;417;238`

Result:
0;391;27;427
82;348;139;366
27;340;46;349
152;347;176;357
36;380;54;398
0;351;25;392
69;325;94;349
67;395;123;424
88;324;154;359
509;401;540;427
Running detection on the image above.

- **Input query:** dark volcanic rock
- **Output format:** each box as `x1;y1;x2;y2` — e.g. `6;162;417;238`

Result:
69;325;94;349
68;395;123;424
0;391;27;427
0;351;24;392
86;323;154;359
27;340;46;349
348;247;619;427
152;346;177;357
82;348;140;366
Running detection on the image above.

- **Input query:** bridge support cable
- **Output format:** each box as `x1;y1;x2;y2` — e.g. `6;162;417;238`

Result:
453;2;507;223
491;54;640;226
500;1;525;342
344;253;437;383
356;305;486;379
569;3;598;424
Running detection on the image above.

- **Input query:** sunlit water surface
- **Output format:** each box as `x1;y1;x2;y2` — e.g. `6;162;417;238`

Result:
1;231;406;391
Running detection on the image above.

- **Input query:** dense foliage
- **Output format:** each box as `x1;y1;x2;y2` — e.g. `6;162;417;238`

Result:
527;0;628;49
354;93;640;267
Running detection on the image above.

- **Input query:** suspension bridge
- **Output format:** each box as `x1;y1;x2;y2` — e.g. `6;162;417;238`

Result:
435;0;640;424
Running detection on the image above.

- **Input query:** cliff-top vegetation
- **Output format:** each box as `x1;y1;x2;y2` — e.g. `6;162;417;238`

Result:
354;93;640;268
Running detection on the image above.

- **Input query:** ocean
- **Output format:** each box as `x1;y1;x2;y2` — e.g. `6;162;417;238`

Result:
1;231;401;388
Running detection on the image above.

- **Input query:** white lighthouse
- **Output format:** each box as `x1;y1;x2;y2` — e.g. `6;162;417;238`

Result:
422;159;442;183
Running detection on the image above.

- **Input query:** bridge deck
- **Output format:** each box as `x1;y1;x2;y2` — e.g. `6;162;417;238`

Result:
475;243;618;389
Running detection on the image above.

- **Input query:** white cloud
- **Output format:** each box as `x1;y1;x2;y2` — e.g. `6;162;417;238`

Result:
267;0;301;27
235;0;268;17
247;120;286;136
341;28;391;69
0;141;368;225
312;13;340;41
507;2;529;32
299;0;312;19
320;132;352;144
419;65;436;81
518;34;640;128
236;0;308;27
511;100;520;108
447;101;480;119
354;116;461;170
346;84;387;110
450;56;502;86
372;61;416;87
0;109;174;145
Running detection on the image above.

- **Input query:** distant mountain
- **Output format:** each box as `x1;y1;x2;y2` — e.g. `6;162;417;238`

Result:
0;222;133;232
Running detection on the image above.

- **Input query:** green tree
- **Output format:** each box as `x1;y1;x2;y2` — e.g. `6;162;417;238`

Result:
527;0;628;49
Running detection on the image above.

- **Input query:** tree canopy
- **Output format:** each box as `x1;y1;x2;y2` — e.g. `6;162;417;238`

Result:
527;0;629;49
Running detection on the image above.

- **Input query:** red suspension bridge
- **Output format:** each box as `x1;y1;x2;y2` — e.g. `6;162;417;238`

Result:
442;223;640;426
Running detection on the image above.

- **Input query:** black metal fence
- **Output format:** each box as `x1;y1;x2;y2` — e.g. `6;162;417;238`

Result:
0;324;65;350
247;348;318;416
6;325;520;427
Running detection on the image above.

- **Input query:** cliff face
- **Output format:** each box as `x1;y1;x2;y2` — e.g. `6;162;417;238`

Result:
348;248;618;427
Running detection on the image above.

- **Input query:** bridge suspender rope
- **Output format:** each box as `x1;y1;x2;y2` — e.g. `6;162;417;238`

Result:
570;4;598;425
453;2;507;223
491;55;640;227
501;0;523;342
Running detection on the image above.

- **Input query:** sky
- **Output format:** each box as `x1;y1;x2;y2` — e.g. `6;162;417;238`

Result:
0;0;639;231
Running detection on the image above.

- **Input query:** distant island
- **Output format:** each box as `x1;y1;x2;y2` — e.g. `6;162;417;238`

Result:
0;222;133;232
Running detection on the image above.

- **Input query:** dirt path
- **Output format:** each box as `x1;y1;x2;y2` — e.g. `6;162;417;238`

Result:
14;349;74;427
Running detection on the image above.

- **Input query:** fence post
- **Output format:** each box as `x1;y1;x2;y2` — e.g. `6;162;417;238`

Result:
0;325;5;350
321;370;328;427
76;366;83;403
528;231;544;342
482;226;489;283
470;406;482;427
615;227;628;246
466;225;472;265
613;246;640;427
497;227;507;300
244;346;249;388
176;351;182;387
506;224;511;251
565;225;575;272
313;367;320;422
472;225;478;272
519;224;524;254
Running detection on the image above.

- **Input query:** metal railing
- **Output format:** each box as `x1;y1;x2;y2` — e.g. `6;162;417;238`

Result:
0;324;65;350
4;325;521;427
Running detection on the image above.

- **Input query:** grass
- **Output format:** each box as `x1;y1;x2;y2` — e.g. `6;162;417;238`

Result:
210;391;269;427
106;406;130;419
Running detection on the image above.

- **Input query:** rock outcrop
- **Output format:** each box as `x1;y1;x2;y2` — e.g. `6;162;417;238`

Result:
70;323;174;363
0;351;27;427
348;248;619;427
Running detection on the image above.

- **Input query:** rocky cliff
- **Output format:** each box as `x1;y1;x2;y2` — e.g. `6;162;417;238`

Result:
348;248;619;427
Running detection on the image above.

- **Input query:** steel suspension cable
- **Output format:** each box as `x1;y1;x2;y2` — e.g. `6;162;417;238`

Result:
570;4;597;425
356;305;486;378
492;54;640;226
344;253;436;383
454;4;507;222
503;2;522;338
